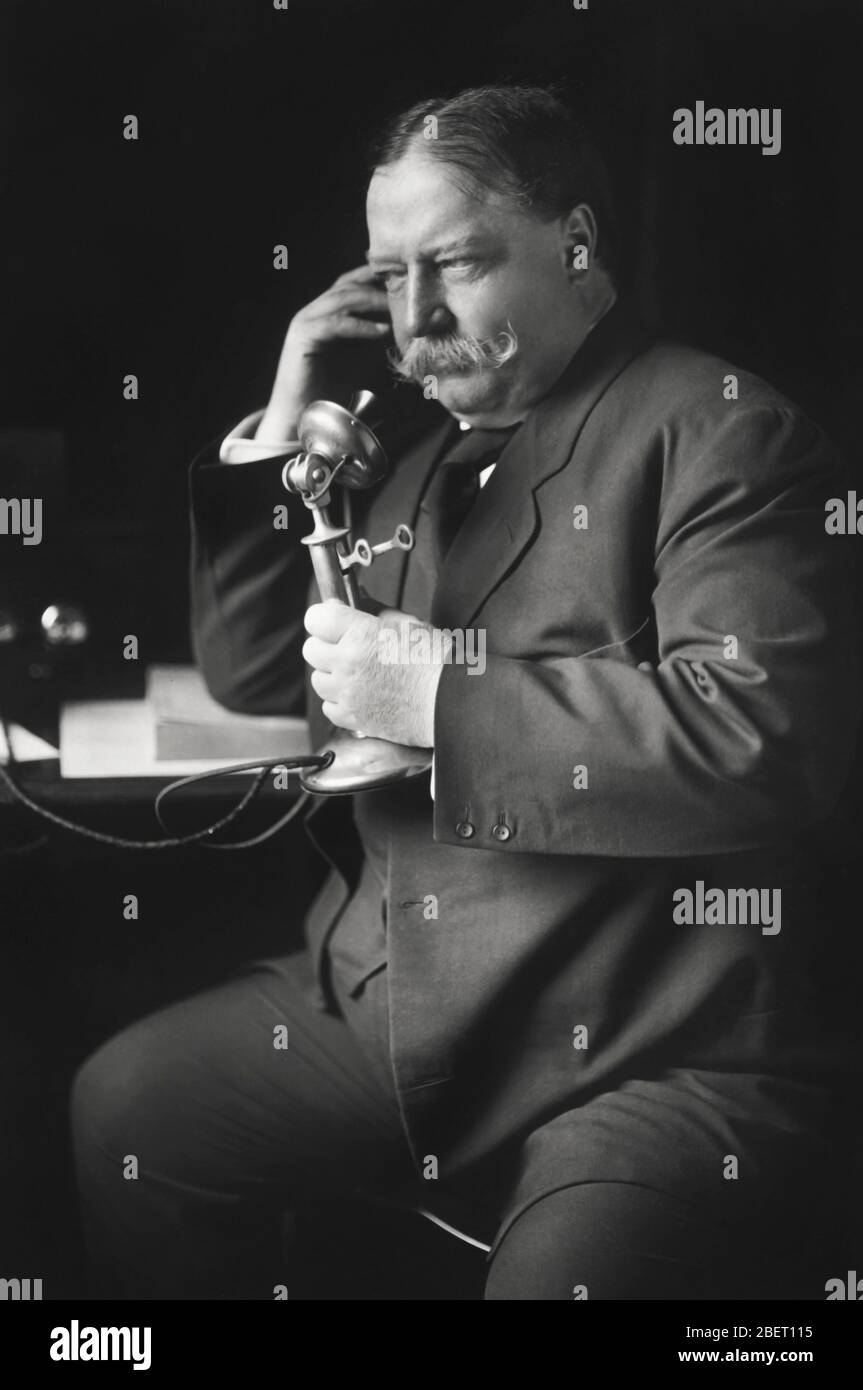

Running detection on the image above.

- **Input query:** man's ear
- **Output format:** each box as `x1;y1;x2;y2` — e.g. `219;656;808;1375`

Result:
560;203;599;275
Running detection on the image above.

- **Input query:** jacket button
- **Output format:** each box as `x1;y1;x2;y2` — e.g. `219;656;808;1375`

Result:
692;662;717;698
455;820;475;838
491;822;512;842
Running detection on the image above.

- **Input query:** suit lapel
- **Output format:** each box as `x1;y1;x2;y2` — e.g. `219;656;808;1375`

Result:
432;301;655;629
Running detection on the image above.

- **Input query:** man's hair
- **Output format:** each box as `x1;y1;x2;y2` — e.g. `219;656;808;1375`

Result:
367;84;620;279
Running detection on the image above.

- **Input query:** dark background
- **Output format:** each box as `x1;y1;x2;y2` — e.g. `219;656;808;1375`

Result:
1;0;862;1300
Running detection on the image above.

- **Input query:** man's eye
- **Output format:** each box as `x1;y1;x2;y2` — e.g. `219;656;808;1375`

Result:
375;270;406;291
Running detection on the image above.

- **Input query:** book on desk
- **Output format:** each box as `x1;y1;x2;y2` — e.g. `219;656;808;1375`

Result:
57;665;310;779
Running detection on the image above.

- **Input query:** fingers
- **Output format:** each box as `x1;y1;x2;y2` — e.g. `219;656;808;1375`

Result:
310;284;389;321
293;274;391;350
317;284;390;333
305;600;359;643
309;668;340;702
328;284;389;312
303;291;391;341
301;634;336;672
328;316;391;340
333;264;385;287
321;699;356;731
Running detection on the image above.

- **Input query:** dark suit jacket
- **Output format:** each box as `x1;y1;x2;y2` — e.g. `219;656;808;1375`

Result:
189;301;861;1202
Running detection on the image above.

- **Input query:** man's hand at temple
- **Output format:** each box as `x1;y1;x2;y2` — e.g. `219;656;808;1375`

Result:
303;600;448;748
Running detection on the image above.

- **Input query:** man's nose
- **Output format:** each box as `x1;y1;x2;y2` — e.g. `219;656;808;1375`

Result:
403;269;453;339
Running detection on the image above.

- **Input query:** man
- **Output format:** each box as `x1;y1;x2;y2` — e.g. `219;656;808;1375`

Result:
72;84;860;1300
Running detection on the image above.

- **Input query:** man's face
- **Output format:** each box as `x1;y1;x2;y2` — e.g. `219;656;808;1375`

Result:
366;148;592;427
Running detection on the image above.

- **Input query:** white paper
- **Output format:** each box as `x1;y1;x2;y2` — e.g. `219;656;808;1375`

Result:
60;699;307;779
0;722;60;764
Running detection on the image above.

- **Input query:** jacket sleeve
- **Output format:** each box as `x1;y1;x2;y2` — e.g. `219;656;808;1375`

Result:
188;432;311;716
432;404;862;857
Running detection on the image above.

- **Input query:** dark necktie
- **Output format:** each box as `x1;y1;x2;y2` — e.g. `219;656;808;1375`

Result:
401;423;520;620
427;425;520;564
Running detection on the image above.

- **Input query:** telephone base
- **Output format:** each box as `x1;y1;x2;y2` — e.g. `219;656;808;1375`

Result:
300;730;433;795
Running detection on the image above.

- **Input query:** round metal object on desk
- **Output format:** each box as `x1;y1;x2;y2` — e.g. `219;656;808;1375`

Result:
0;610;21;644
456;820;475;839
491;822;511;842
40;604;90;646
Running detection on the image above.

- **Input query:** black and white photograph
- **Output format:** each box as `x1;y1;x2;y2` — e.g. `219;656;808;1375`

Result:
2;0;863;1348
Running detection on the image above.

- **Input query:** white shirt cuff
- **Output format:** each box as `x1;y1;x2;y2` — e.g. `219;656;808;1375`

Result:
218;409;302;465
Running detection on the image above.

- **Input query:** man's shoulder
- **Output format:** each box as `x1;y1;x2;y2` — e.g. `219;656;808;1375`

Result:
616;334;823;441
594;333;840;488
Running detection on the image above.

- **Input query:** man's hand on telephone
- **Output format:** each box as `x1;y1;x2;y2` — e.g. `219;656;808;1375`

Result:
303;601;449;749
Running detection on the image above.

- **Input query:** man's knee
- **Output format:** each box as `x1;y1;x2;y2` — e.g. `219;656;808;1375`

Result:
70;1017;181;1166
485;1183;732;1301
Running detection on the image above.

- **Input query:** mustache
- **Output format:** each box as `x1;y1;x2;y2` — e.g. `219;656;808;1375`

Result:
387;321;519;382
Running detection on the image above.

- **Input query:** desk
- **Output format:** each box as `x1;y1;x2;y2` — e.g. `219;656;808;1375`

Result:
1;668;306;820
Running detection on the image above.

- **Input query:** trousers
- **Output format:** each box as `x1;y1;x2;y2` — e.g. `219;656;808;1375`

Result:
70;947;839;1301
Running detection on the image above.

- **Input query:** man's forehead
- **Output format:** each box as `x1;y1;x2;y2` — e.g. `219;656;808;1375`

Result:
365;154;521;259
365;222;494;263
